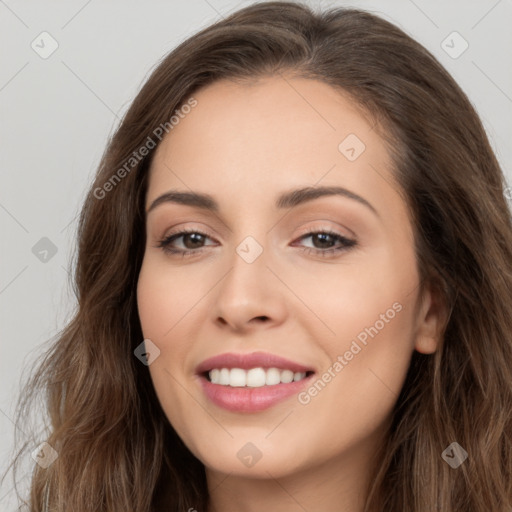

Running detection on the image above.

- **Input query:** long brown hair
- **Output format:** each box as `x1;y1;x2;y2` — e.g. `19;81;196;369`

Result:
5;2;512;510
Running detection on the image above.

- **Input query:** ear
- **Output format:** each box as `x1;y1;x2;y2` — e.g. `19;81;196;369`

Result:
414;280;449;355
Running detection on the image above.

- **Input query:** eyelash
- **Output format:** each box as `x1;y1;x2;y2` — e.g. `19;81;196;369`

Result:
155;227;357;259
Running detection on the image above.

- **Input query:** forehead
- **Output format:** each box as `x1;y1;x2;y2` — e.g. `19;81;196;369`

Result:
146;75;401;216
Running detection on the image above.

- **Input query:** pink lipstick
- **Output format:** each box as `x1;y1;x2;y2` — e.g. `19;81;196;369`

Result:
196;351;315;412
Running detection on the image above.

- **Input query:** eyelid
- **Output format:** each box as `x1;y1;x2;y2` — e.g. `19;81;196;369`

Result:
161;224;217;240
160;221;354;245
292;221;356;242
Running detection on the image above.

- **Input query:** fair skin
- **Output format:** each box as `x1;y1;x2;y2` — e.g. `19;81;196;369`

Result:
137;74;445;512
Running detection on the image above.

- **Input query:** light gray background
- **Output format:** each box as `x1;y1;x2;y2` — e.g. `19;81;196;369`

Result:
1;0;511;509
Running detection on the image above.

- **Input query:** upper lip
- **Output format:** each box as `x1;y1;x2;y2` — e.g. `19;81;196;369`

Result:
195;351;315;375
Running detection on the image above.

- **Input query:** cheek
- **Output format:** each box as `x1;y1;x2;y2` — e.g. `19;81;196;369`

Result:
136;261;204;445
136;257;210;340
290;244;418;353
293;295;416;463
293;244;419;422
136;261;194;400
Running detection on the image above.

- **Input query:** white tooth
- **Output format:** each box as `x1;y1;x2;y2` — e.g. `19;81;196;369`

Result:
246;367;266;387
265;367;281;385
229;368;246;387
209;367;308;386
219;368;230;385
280;369;294;384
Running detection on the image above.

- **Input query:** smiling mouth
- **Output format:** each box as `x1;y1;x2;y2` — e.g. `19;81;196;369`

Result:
203;367;315;387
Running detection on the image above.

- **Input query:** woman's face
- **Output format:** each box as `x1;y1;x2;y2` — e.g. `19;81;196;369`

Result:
137;75;441;481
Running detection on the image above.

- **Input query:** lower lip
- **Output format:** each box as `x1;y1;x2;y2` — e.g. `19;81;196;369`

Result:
198;374;314;412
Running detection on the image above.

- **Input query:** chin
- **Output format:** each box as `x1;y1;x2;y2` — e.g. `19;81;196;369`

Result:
189;436;311;479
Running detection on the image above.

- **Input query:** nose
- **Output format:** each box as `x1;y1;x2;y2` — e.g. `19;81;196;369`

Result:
212;243;288;333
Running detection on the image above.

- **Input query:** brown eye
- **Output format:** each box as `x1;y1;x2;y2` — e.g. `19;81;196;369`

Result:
180;232;207;249
156;229;217;256
294;230;357;257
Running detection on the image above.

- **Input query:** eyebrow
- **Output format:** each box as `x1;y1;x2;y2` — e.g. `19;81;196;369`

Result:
146;185;378;217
